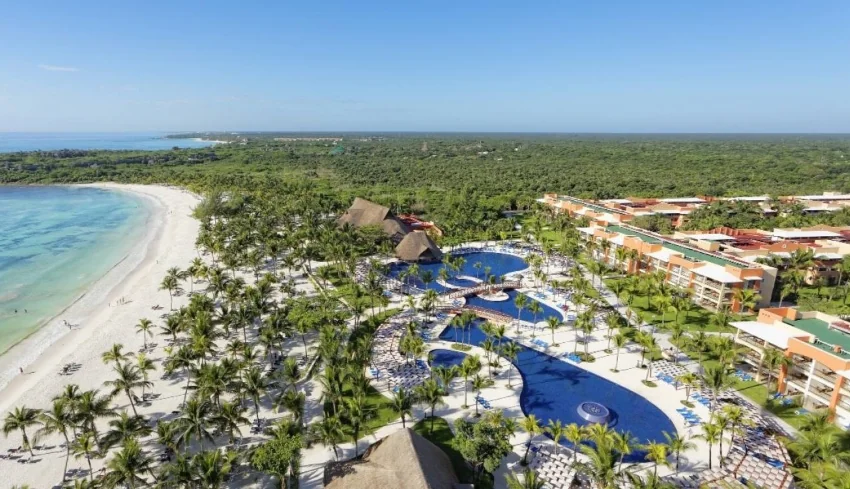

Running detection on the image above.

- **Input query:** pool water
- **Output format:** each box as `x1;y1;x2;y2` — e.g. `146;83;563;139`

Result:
428;348;468;368
389;251;528;292
436;320;676;461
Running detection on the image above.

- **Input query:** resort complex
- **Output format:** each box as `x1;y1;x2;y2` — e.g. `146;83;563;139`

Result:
3;189;849;489
544;192;850;229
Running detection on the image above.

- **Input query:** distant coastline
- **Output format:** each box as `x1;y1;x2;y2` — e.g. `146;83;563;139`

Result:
0;132;217;153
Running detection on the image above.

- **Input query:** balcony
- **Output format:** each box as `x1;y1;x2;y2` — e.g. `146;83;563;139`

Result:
736;335;766;352
811;368;838;386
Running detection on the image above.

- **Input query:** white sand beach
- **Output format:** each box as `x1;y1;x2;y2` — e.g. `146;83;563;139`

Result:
0;184;201;486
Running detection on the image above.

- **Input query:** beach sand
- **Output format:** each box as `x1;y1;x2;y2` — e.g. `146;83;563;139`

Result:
0;183;201;486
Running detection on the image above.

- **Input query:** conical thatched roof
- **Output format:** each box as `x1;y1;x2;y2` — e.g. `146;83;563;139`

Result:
324;428;460;489
337;197;411;240
395;230;443;262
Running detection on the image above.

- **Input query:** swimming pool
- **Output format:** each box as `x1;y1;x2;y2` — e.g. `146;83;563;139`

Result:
437;320;676;461
428;348;468;368
389;251;528;292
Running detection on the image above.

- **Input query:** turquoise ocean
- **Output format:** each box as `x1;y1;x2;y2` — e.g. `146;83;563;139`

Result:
0;132;215;153
0;186;150;353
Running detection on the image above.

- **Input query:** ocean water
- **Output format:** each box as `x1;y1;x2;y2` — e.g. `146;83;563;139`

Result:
0;132;216;153
0;186;150;353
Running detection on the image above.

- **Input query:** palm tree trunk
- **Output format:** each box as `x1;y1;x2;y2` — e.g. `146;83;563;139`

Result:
62;432;70;481
126;390;138;416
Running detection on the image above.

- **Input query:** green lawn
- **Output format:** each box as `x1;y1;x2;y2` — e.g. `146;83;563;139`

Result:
412;416;494;489
604;277;738;333
324;384;399;441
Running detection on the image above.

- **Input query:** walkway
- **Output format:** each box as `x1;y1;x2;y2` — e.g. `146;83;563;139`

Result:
440;281;522;299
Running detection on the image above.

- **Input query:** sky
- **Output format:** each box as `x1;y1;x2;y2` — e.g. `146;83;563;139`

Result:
1;1;849;133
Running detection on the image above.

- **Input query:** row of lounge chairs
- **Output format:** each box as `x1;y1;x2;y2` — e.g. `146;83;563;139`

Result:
676;407;703;426
734;369;754;382
475;395;493;410
691;392;712;408
561;352;582;363
530;338;548;348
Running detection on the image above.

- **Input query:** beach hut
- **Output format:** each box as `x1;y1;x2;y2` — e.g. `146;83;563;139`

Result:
395;230;444;262
337;197;411;242
324;428;465;489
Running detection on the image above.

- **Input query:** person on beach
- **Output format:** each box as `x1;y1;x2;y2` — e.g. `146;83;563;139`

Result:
19;367;23;374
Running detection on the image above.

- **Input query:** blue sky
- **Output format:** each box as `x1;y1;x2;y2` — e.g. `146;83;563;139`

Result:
1;1;849;132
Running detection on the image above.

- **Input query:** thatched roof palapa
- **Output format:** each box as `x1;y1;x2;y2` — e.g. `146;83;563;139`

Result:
337;197;411;241
324;428;463;489
395;230;444;262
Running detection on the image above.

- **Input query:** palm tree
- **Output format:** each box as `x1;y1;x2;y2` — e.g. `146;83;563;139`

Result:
135;318;154;351
528;300;543;327
459;355;482;408
390;388;413;428
101;343;129;368
564;423;585;463
102;412;152;449
134;353;156;398
160;274;182;310
2;406;40;456
191;449;233;488
696;421;722;469
612;333;628;372
103;438;155;488
36;400;76;481
545;419;565;456
761;347;793;393
71;431;98;482
471;375;488;417
546;316;561;345
514;294;528;333
104;363;151;417
505;469;547;489
313;415;345;461
243;366;269;425
76;389;116;447
175;397;215;451
414;379;446;434
502;342;521;387
676;372;699;402
520;415;542;465
701;365;735;419
732;288;761;313
215;401;249;444
643;441;670;477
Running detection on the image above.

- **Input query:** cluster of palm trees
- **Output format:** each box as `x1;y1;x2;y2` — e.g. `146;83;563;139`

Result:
511;415;695;489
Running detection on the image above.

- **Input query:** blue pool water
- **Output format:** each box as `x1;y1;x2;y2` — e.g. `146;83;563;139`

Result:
446;277;479;288
467;289;564;323
436;320;676;460
389;251;528;292
428;349;468;368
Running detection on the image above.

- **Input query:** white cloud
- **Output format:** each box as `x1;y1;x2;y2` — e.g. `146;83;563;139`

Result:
38;64;79;72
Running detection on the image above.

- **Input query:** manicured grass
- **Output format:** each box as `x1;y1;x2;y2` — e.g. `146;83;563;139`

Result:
604;277;738;333
412;416;494;489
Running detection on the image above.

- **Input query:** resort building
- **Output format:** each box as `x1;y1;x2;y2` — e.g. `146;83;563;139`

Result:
339;197;444;262
731;307;850;426
542;191;850;229
674;225;850;286
338;197;412;242
324;428;466;489
575;222;776;312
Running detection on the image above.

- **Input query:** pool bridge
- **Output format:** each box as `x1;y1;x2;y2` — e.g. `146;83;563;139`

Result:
440;281;522;299
437;304;515;324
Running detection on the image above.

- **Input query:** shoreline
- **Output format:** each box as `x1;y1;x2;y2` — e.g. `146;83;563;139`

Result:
0;183;201;415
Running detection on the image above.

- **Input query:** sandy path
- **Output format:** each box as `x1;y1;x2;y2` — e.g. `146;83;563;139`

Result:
0;183;200;487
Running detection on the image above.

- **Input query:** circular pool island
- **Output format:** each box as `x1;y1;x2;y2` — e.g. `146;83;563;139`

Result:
577;401;612;424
